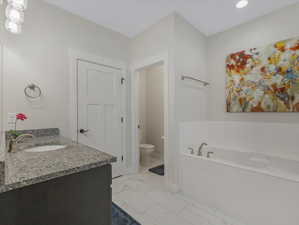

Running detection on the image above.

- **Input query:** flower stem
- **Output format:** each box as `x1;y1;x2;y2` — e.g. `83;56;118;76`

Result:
15;118;17;131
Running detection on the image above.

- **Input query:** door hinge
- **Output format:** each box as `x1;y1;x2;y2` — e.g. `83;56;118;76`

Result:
121;77;125;85
121;117;124;123
121;155;124;162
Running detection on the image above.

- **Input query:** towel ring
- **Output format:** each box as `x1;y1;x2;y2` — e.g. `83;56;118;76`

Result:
24;83;42;99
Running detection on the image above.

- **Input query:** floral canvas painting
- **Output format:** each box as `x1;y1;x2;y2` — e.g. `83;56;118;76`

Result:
226;38;299;112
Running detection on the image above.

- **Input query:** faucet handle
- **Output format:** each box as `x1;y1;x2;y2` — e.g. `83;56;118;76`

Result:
188;147;194;154
207;151;214;158
15;134;35;143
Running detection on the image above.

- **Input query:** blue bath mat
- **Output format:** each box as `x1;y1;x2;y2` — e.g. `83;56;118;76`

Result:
112;202;141;225
149;164;164;176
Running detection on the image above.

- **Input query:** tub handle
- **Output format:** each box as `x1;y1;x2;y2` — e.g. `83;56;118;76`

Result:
207;151;214;158
188;147;195;155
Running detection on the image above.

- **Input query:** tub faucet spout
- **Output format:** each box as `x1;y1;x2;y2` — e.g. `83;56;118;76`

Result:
198;143;208;156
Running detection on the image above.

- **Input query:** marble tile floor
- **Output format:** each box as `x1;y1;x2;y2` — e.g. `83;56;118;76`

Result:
112;171;247;225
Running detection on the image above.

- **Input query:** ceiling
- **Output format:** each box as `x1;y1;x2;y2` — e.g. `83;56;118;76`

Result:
44;0;299;37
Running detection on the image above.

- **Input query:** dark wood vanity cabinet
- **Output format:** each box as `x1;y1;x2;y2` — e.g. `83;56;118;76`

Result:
0;164;112;225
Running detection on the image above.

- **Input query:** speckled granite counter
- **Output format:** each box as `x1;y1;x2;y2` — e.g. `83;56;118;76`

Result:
0;136;116;194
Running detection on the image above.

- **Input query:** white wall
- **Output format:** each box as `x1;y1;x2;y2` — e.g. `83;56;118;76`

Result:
174;15;208;122
138;63;164;156
146;64;164;156
130;13;176;185
131;13;208;188
181;121;299;160
2;0;298;188
207;3;299;123
130;14;175;62
0;3;208;187
0;0;130;138
171;14;208;186
138;69;147;144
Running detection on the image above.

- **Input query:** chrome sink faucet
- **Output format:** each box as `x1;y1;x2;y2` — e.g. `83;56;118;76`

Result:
8;134;35;153
198;143;208;156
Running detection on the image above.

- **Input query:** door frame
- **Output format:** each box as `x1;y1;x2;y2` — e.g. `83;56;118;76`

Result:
131;53;170;177
69;49;127;173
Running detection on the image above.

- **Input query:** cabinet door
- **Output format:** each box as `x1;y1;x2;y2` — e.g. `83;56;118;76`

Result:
0;165;112;225
47;165;112;225
0;190;17;225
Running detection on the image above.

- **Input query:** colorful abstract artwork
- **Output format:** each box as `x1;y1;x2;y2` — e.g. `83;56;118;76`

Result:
226;38;299;112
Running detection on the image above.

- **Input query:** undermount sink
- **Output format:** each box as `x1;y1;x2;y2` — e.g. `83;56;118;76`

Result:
25;145;67;153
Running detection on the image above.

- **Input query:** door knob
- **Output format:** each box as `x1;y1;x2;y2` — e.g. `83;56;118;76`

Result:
79;129;89;134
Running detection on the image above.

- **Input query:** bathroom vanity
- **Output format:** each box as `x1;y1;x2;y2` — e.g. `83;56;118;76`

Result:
0;129;116;225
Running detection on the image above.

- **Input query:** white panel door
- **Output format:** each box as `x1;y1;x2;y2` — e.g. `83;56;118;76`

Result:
77;60;124;178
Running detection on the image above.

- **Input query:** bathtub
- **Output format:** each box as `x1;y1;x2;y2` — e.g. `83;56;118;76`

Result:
180;147;299;225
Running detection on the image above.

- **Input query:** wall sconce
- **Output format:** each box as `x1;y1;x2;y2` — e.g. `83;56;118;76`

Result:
5;19;22;34
7;0;27;10
1;0;28;34
6;4;24;23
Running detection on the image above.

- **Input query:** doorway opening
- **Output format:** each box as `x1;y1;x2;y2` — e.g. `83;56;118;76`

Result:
137;62;165;173
131;55;169;179
71;53;126;178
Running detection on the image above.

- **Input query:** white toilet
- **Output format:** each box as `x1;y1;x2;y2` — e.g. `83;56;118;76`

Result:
140;144;155;167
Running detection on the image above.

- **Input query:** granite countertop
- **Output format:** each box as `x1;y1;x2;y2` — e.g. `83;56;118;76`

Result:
0;135;116;194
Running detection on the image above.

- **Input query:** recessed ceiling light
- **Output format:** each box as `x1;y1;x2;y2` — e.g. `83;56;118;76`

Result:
236;0;249;9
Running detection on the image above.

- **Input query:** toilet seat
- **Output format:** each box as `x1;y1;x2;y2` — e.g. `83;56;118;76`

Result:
140;144;155;149
140;144;155;167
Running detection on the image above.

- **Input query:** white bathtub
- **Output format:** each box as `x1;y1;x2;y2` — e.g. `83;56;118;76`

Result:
180;147;299;225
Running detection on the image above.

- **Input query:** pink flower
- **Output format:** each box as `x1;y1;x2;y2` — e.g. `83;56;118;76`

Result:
16;113;27;121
